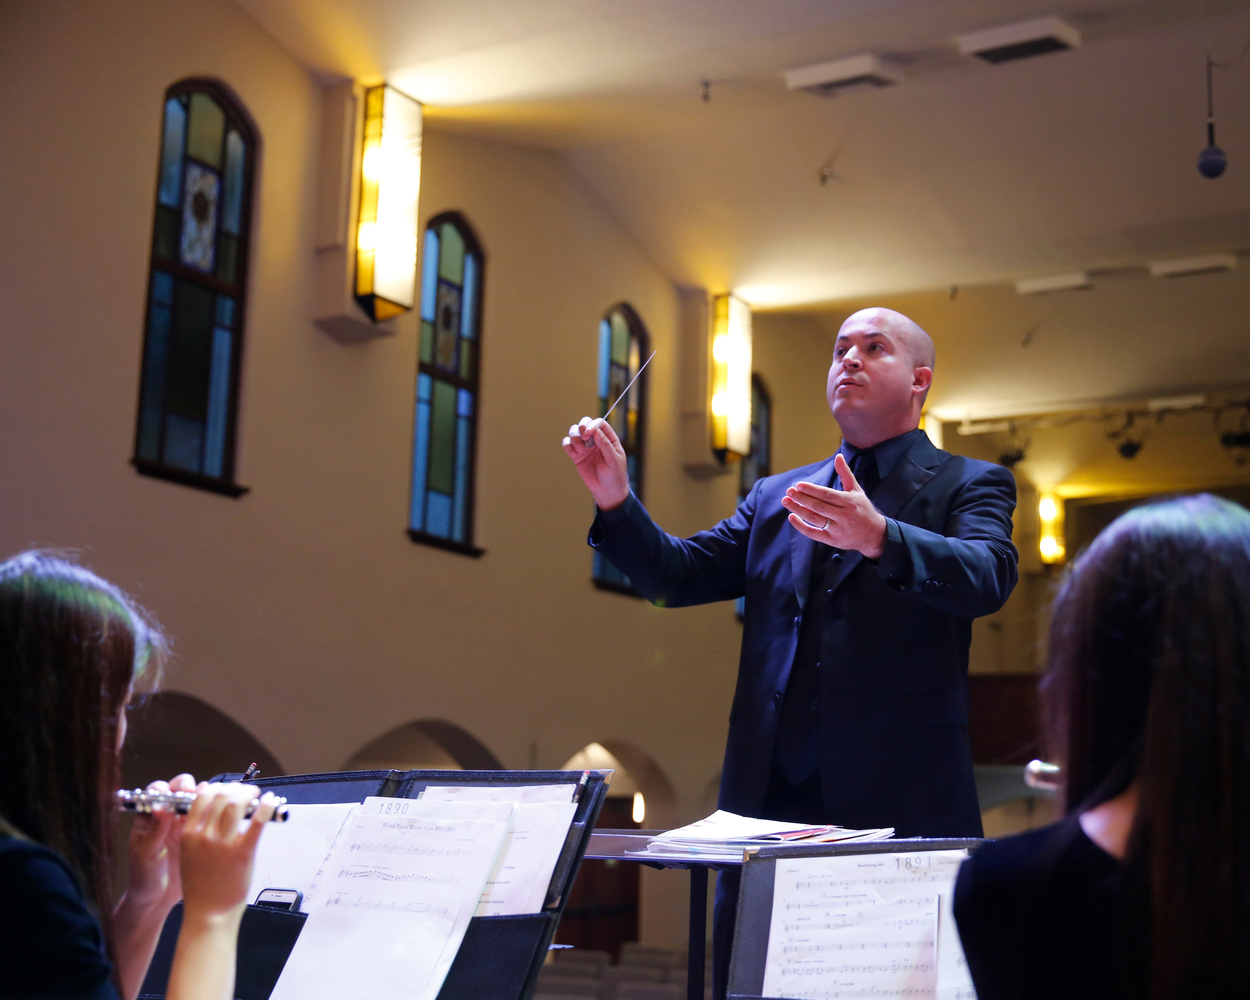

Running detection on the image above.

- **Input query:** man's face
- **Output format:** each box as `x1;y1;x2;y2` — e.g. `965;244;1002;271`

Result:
826;316;922;429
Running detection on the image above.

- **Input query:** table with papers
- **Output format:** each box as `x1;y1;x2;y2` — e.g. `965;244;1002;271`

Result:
585;813;978;1000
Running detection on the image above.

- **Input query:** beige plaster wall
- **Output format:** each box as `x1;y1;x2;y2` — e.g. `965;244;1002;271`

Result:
0;0;855;948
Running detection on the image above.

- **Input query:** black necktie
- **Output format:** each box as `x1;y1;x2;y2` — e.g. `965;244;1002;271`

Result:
848;447;881;496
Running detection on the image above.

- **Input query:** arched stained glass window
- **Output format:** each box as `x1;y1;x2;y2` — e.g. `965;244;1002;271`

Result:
593;304;649;594
409;213;484;555
133;80;256;496
737;375;771;619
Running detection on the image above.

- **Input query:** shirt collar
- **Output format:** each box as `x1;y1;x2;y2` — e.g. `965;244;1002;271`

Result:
838;427;926;482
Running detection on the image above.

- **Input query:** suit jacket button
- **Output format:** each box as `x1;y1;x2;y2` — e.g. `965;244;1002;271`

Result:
773;691;783;705
794;616;801;628
808;700;819;711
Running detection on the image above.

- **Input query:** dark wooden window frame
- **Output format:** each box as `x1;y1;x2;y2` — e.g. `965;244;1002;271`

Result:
407;211;486;557
593;302;650;597
132;77;257;498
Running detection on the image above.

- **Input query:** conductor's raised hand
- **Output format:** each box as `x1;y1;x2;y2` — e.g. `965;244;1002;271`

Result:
781;453;888;559
562;416;630;511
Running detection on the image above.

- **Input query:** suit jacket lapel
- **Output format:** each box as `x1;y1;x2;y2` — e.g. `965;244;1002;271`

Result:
789;456;839;611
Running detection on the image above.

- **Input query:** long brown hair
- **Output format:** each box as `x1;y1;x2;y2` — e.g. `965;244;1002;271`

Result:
1042;494;1250;998
0;552;166;962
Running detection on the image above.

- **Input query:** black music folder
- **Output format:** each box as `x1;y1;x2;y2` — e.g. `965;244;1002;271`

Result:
137;767;610;1000
728;837;982;1000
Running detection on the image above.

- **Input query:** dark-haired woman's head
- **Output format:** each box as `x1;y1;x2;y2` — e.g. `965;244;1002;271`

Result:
0;552;166;928
1043;493;1250;997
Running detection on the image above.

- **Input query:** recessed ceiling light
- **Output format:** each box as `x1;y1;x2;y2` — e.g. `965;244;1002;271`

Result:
959;16;1081;65
1147;253;1238;278
1015;271;1091;295
784;54;905;97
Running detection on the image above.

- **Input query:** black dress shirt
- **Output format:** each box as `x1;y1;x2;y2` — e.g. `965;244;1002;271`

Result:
772;429;928;785
954;816;1150;1000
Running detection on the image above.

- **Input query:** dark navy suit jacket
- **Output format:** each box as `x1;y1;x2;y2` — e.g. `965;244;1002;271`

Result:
590;432;1018;837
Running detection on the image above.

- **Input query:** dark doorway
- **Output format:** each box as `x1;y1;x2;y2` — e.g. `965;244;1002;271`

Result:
555;797;640;961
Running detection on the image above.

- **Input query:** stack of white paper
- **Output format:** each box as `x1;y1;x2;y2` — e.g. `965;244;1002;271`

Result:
252;786;581;1000
634;810;894;862
416;787;577;915
269;801;513;1000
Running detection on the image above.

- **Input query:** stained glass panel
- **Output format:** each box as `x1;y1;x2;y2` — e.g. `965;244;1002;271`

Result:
461;255;477;339
216;234;237;283
165;279;214;421
138;295;172;461
434;281;461;371
221;131;246;234
428;379;457;495
186;92;225;168
438;221;465;284
180;163;219;272
411;373;432;530
420;229;439;322
203;327;232;478
164;414;204;471
426;492;452;538
153;206;179;260
420;321;434;364
158;99;186;208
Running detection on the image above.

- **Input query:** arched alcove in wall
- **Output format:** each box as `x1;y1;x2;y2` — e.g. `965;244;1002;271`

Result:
557;740;679;960
121;690;283;788
341;718;504;771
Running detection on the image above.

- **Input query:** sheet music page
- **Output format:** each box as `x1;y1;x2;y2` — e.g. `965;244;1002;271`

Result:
762;849;969;1000
420;783;578;803
244;802;358;911
268;802;513;1000
935;890;977;1000
361;796;577;915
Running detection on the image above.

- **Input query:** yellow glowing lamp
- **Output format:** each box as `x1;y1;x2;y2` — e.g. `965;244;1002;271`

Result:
355;85;423;323
632;791;646;824
1038;491;1065;564
711;294;753;458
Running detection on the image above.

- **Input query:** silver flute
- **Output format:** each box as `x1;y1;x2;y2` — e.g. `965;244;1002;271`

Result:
115;788;290;822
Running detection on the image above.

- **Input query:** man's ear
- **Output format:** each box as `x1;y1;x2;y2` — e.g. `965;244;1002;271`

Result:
912;366;934;394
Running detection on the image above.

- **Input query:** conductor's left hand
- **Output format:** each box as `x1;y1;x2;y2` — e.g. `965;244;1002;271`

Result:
782;453;888;559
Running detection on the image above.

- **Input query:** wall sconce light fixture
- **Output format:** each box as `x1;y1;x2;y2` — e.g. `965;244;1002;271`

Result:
354;84;423;323
1038;491;1065;564
710;293;753;459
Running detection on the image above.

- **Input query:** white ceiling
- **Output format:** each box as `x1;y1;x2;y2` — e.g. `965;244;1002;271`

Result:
236;0;1250;308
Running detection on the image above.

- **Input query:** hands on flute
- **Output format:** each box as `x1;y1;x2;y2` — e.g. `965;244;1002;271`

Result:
117;785;290;822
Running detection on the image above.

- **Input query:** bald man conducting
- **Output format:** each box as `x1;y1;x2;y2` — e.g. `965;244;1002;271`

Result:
564;308;1017;996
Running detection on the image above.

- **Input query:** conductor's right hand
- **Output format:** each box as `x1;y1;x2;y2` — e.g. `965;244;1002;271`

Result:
563;416;630;511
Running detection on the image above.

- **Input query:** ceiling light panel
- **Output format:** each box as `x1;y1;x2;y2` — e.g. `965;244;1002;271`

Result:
784;54;904;97
1015;271;1090;295
1147;253;1238;278
959;16;1081;65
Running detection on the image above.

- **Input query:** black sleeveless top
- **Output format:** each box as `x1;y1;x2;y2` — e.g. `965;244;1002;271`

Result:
0;835;121;999
953;815;1150;1000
